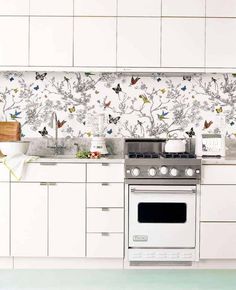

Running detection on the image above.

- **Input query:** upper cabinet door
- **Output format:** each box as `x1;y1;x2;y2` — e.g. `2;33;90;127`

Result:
74;17;116;67
162;18;205;68
206;19;236;68
117;18;161;68
0;0;29;15
118;0;161;16
162;0;205;16
30;17;73;66
0;17;28;66
206;0;236;17
74;0;116;16
30;0;73;16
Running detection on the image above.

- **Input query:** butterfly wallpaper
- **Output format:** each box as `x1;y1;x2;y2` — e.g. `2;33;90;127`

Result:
0;71;236;139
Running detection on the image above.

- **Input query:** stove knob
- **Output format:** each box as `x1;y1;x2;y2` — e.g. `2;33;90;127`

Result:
131;167;140;177
170;168;178;177
185;168;194;177
148;167;157;176
160;166;168;175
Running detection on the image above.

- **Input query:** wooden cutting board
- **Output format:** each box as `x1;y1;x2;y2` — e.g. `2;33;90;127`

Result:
0;122;21;141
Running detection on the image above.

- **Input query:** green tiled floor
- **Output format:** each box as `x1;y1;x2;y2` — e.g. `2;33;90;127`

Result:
0;270;235;290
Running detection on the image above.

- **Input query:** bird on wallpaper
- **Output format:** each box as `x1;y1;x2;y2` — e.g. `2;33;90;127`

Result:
85;72;95;77
13;88;19;94
216;107;223;114
9;77;14;82
107;128;113;135
57;120;67;128
185;127;195;138
157;111;169;121
230;121;235;126
181;86;187;91
203;120;213;130
157;78;161;82
139;94;150;104
104;100;111;109
160;88;166;94
130;76;140;86
10;110;21;120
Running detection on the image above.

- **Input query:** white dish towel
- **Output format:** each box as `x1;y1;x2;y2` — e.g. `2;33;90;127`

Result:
3;154;38;181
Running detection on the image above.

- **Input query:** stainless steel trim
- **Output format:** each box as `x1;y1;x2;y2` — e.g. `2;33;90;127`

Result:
101;232;109;236
130;189;196;194
125;179;199;185
40;162;57;166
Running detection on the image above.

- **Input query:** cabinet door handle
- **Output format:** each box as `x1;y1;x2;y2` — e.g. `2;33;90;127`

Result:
101;232;109;236
101;183;109;186
40;182;47;186
102;207;109;211
40;162;57;166
48;183;57;186
101;163;109;167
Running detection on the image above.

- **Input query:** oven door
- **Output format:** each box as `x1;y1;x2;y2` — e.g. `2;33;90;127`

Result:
129;185;196;248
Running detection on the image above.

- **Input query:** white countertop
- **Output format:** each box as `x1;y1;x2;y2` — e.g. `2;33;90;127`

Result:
201;156;236;165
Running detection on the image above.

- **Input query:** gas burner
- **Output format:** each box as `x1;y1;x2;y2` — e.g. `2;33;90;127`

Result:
128;152;161;159
161;152;196;159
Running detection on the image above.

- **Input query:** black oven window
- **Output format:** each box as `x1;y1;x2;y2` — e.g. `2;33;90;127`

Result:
138;203;187;223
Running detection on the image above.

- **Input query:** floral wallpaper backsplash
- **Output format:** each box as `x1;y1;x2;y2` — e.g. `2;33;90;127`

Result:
0;71;236;139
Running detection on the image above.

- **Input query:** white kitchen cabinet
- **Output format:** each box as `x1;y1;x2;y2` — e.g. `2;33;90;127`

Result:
118;0;161;16
87;163;124;183
30;0;73;16
49;183;85;257
200;223;236;259
0;17;28;66
206;0;236;17
206;19;236;68
202;165;236;184
87;183;124;208
0;183;9;256
30;17;73;67
0;0;29;15
74;0;116;16
74;18;116;67
87;208;124;233
0;164;9;181
11;183;47;257
87;233;123;258
201;185;236;221
18;163;85;183
162;18;205;68
117;18;161;68
162;0;205;17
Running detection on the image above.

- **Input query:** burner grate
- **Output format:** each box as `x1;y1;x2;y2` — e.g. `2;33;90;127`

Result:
128;151;196;159
128;152;161;159
161;152;196;159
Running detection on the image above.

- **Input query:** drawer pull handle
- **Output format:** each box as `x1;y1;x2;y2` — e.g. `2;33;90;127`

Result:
49;183;57;186
40;182;47;186
102;208;109;211
101;163;109;167
101;232;109;236
101;183;109;186
40;162;57;166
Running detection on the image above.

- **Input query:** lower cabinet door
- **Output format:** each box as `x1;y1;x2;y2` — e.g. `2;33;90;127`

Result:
87;233;123;258
11;183;47;257
200;223;236;259
49;183;86;257
0;183;9;256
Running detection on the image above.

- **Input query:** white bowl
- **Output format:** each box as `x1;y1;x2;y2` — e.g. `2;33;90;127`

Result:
0;141;30;156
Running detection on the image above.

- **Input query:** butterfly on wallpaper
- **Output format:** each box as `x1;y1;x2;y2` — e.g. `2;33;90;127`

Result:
181;86;187;91
107;128;113;134
112;84;122;94
157;111;169;121
230;121;235;126
183;76;192;81
95;90;100;94
216;107;223;114
57;120;67;128
13;88;19;94
34;85;39;91
157;78;161;82
69;106;76;113
160;88;166;94
35;72;47;81
86;132;92;137
83;121;86;126
130;76;140;86
38;127;48;137
185;127;195;138
64;76;70;82
9;77;14;82
104;101;111;109
10;110;21;120
109;114;120;125
203;120;213;130
85;72;95;77
137;120;143;126
212;77;217;83
139;94;150;104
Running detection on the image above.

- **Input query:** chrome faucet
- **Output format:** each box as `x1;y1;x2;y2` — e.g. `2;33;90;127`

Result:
48;112;65;155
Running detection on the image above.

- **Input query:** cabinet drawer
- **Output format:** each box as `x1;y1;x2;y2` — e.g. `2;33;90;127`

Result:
16;163;86;182
87;208;123;233
202;165;236;184
87;164;124;182
87;233;123;258
87;183;124;207
201;185;236;221
0;164;9;181
200;223;236;259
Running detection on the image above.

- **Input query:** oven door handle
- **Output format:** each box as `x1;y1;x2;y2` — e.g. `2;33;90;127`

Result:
130;189;196;194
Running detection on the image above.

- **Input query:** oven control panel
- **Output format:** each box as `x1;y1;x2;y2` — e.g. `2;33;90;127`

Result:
129;249;197;262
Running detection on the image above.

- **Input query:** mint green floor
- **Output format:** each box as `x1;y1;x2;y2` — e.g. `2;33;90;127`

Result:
0;270;235;290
